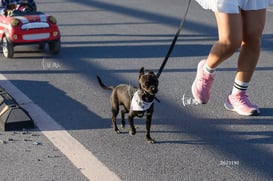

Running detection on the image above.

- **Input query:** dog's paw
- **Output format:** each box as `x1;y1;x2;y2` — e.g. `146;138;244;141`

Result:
129;130;136;135
121;124;125;129
115;129;121;134
147;139;156;144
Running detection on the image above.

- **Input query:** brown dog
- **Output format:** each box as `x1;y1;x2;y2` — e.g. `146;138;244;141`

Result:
96;67;159;143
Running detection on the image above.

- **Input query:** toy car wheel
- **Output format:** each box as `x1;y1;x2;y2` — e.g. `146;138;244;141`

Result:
48;40;61;54
2;36;14;58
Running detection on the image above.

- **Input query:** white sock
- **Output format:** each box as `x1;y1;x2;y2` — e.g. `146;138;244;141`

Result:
232;79;249;94
203;63;216;75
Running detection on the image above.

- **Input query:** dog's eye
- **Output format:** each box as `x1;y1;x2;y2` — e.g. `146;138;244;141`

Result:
145;82;150;87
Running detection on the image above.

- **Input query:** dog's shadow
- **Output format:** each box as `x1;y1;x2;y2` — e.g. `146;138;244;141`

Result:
155;140;207;145
114;128;191;144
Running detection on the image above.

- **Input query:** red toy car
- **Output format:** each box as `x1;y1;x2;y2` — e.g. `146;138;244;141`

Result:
0;7;61;58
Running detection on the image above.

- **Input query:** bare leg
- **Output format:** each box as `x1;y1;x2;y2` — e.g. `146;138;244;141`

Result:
206;12;243;69
207;9;266;81
236;9;266;82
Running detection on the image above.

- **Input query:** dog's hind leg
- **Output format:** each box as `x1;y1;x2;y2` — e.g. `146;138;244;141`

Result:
111;106;121;134
120;109;128;129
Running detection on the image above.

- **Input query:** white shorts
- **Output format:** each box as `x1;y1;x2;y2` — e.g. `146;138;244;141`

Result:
195;0;273;13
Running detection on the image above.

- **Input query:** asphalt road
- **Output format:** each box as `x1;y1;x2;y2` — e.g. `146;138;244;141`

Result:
1;0;273;180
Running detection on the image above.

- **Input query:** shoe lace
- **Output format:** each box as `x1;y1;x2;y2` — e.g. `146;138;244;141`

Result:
200;75;214;88
236;92;252;105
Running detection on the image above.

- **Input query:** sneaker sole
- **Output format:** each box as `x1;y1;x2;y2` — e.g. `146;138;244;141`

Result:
224;102;259;116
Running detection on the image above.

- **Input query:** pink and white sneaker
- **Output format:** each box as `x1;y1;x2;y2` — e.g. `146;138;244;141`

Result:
191;60;215;104
224;91;260;116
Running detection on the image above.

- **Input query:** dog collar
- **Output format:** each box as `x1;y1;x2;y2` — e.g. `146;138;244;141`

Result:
130;91;154;111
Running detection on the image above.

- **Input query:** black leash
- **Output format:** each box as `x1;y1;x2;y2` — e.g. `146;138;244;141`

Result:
156;0;192;78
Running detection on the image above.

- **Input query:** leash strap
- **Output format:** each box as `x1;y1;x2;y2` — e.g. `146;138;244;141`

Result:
156;0;192;78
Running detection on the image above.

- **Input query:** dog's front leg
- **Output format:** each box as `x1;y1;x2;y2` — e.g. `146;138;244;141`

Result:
128;113;136;135
146;112;155;144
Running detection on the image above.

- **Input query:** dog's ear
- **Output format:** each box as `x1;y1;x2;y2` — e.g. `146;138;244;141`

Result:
147;70;155;76
138;67;145;89
139;67;145;79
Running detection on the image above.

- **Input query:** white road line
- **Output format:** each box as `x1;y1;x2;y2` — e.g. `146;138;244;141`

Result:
0;74;121;181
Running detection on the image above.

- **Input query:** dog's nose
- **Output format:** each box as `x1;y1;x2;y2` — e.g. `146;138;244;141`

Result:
151;87;158;93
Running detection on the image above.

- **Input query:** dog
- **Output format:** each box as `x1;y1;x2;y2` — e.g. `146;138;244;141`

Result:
96;67;159;143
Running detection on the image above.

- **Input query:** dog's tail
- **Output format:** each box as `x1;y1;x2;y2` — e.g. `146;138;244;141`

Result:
96;76;114;90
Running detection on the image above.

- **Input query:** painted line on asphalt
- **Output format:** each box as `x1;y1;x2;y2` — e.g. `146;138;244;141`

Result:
0;74;121;181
